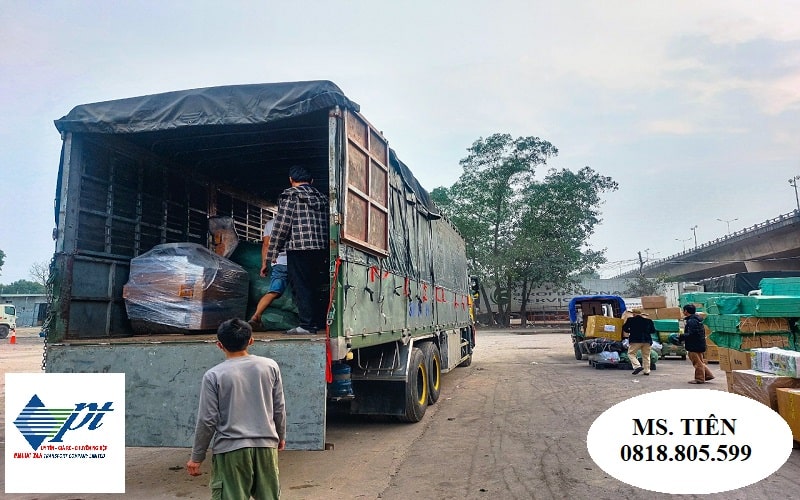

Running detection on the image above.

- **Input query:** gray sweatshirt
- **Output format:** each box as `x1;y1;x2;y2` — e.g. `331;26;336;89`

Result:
191;355;286;463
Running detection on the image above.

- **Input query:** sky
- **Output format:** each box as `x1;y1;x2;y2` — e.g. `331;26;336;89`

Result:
2;0;800;283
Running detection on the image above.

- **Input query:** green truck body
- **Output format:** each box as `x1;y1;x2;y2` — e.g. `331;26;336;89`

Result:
46;81;475;450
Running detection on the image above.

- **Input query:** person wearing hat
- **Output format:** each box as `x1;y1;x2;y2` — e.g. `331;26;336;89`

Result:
622;308;656;375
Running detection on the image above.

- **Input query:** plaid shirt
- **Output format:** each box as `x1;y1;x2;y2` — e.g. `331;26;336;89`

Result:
267;184;328;262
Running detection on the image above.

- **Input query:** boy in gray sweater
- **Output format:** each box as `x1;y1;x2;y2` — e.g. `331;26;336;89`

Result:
187;318;286;499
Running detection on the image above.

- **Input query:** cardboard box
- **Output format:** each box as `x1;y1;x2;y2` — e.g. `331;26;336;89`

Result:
730;369;800;410
729;349;752;371
740;334;763;350
759;334;790;348
725;371;735;392
656;307;684;320
738;317;790;333
642;308;659;318
642;296;668;309
776;388;800;441
705;345;720;363
584;315;625;341
718;347;732;372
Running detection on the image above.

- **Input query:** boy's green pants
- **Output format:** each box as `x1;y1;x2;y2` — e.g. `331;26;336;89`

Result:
210;447;280;500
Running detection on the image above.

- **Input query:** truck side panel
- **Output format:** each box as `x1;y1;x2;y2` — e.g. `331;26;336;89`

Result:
46;339;327;450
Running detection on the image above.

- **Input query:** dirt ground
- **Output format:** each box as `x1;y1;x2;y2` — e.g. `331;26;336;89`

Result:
2;327;799;499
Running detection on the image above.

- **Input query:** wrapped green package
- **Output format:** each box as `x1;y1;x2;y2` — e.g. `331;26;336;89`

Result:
229;241;299;331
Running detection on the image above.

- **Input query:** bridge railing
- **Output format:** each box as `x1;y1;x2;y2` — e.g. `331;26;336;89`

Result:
638;209;800;272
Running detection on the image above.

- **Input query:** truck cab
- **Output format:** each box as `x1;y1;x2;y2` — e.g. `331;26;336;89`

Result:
0;303;16;338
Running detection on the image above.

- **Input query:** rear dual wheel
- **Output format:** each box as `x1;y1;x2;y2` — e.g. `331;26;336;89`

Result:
400;347;428;422
420;342;442;404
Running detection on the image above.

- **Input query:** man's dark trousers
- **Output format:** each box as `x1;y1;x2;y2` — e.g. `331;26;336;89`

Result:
287;249;328;331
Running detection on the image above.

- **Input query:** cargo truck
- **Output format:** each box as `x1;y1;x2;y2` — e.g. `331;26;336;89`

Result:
45;81;476;450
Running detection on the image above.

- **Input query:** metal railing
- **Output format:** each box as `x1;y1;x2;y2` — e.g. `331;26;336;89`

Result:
627;209;800;276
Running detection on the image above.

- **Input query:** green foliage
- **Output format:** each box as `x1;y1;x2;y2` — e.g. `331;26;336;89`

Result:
624;273;667;297
0;248;5;273
0;279;46;294
433;134;618;325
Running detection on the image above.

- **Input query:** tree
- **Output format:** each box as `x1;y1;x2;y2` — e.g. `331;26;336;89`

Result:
0;248;5;275
29;261;51;288
0;279;45;294
623;250;667;296
432;134;618;326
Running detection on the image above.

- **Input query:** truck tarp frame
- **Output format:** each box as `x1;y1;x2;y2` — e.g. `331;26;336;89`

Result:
53;79;440;219
567;295;627;323
54;80;359;134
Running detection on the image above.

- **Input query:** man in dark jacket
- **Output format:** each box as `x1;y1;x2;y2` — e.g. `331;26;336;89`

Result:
267;166;329;334
679;304;715;384
622;308;656;375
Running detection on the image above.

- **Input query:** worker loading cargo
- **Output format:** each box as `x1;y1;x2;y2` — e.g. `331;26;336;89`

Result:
248;217;289;332
266;165;330;335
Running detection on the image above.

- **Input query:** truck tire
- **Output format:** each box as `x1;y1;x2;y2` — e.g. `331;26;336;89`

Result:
0;325;8;339
399;347;428;422
421;342;441;404
458;353;472;367
574;342;583;360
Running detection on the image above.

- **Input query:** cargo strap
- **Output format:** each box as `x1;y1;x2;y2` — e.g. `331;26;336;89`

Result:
324;257;343;383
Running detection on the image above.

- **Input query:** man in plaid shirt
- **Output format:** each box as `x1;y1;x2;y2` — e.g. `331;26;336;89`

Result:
267;165;329;334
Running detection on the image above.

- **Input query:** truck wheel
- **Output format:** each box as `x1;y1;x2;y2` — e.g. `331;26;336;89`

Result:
421;342;441;404
458;353;472;367
0;325;8;339
400;347;428;422
574;342;583;360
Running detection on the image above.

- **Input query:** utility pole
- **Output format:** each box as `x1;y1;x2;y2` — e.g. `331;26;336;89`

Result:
690;225;698;248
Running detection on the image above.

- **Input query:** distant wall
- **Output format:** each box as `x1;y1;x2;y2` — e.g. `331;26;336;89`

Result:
0;294;48;327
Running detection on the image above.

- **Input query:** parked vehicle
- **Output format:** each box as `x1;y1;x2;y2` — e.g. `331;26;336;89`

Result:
0;303;16;338
568;295;626;360
45;81;476;450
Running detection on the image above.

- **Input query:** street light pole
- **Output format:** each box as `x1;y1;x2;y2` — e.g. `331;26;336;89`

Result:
675;237;691;252
690;225;698;248
716;217;738;235
789;175;800;212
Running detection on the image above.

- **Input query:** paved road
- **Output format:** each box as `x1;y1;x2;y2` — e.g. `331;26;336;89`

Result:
2;328;798;499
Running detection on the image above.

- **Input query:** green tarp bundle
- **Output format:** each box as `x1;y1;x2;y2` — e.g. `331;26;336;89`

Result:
705;295;800;317
760;277;800;296
679;292;742;310
708;331;790;350
653;319;680;332
703;314;794;333
706;296;743;315
750;296;800;317
229;241;299;331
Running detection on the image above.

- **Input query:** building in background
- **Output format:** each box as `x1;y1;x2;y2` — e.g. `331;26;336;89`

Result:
0;293;48;327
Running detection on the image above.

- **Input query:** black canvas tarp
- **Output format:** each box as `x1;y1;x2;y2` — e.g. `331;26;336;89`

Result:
699;271;800;295
54;80;359;134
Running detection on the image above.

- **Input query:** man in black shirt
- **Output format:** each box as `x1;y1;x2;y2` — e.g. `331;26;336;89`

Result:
622;308;656;376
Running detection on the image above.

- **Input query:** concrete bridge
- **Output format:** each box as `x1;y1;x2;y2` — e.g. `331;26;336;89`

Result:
623;210;800;281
